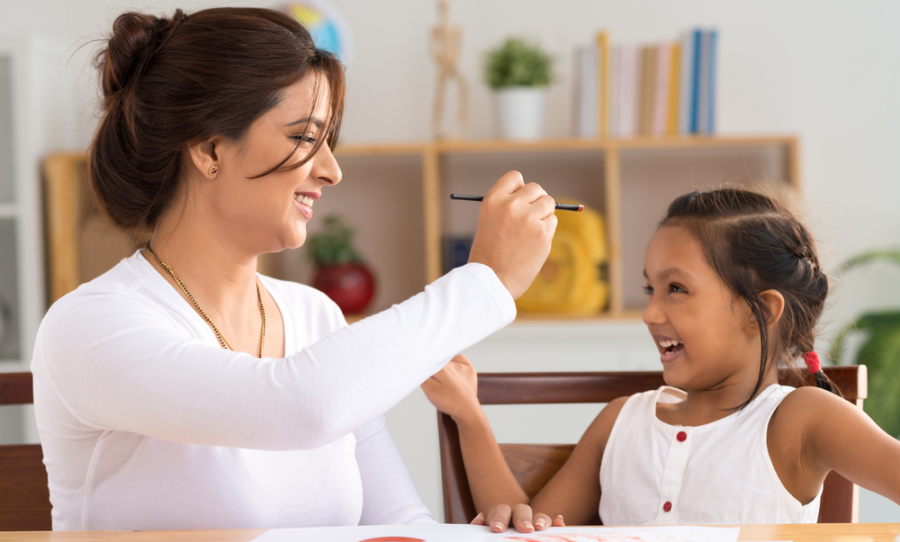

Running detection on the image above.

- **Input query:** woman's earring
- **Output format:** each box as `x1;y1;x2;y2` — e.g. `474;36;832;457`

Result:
209;165;218;176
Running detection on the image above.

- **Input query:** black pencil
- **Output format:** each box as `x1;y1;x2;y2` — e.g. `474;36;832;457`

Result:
450;194;584;212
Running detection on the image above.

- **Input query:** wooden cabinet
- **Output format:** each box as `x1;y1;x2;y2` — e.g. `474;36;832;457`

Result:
276;136;799;321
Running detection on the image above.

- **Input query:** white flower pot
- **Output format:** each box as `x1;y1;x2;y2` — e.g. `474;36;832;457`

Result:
494;86;547;140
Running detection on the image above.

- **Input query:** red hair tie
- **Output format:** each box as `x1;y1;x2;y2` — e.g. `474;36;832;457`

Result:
803;351;821;373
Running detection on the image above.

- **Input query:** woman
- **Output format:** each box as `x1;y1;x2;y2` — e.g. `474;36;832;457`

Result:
31;8;557;531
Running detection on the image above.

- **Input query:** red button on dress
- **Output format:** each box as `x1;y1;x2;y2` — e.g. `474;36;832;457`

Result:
663;501;672;512
676;431;687;442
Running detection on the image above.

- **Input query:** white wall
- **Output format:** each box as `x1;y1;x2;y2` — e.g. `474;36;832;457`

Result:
3;0;899;524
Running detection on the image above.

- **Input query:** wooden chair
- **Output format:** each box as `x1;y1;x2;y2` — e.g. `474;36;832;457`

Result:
0;372;51;530
438;366;867;525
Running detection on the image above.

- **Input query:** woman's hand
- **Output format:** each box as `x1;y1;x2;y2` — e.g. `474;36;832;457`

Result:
468;171;557;299
421;354;480;424
470;504;566;533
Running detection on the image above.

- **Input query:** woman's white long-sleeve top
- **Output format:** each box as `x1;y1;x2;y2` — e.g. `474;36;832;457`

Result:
31;251;516;531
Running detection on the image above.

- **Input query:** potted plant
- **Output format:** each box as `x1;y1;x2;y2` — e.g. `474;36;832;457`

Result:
830;249;900;438
307;215;376;315
484;37;553;140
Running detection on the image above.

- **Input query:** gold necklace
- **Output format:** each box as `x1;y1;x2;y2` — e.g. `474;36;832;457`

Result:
145;243;266;358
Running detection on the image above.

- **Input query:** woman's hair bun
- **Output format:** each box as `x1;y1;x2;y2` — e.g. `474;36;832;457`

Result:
98;10;186;102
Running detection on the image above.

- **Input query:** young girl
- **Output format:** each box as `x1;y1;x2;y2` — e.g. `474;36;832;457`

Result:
423;188;900;532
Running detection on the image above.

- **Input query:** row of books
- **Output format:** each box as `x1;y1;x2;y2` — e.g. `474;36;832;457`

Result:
573;29;718;138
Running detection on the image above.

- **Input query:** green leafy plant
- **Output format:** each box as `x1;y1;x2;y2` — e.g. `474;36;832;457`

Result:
307;215;362;266
830;248;900;438
484;38;553;88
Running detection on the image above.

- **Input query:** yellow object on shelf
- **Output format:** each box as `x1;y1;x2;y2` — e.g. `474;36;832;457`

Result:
516;200;609;315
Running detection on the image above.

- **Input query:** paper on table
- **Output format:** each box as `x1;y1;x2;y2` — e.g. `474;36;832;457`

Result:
251;523;477;542
488;526;740;542
251;524;741;542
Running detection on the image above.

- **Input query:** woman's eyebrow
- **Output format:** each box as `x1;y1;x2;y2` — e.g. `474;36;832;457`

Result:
284;116;324;128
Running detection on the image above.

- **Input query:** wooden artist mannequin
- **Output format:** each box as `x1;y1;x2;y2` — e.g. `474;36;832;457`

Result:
430;1;468;140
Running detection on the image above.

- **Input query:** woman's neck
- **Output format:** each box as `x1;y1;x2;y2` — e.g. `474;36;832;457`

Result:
145;201;261;332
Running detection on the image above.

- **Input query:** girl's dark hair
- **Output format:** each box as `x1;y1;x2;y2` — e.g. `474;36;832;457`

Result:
660;188;840;409
90;7;345;230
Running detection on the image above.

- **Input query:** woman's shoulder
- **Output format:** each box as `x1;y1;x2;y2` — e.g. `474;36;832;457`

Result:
42;251;185;334
48;251;157;310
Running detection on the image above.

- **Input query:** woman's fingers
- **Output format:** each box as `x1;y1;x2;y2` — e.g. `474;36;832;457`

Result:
470;512;485;526
468;171;558;300
552;514;566;527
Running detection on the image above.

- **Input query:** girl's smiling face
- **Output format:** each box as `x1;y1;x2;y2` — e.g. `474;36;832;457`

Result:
642;224;761;392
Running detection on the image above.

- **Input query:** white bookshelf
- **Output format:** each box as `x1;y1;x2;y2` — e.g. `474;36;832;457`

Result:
0;36;76;443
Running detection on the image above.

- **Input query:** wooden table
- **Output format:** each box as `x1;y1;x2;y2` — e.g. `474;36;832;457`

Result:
1;524;897;542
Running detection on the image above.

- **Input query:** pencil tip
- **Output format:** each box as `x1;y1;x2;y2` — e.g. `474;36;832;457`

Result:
577;205;584;212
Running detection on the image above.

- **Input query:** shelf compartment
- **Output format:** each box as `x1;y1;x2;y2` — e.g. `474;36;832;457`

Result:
439;148;611;318
276;152;427;316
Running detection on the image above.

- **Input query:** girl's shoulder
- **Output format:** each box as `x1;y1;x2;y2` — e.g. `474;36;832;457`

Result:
771;384;857;437
776;384;848;418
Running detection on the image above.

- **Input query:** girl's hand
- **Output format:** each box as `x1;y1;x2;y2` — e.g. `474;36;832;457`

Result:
421;354;480;424
470;504;565;533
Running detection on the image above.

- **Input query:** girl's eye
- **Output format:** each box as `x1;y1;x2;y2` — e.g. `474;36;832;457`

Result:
670;284;686;294
643;285;654;295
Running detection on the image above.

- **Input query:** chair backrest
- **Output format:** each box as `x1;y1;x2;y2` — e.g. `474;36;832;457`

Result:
438;366;866;525
0;372;51;531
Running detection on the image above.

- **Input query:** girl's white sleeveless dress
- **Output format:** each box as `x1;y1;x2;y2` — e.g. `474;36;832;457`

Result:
599;384;822;525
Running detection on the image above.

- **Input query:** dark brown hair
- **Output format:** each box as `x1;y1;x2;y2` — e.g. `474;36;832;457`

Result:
660;188;840;409
90;7;345;230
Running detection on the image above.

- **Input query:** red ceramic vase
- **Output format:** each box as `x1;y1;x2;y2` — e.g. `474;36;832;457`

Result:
313;263;376;314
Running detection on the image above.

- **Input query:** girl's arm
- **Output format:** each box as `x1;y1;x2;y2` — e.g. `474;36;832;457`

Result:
423;360;628;531
421;356;529;515
773;386;900;505
528;396;627;525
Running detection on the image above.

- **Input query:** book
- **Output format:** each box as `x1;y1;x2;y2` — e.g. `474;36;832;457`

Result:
697;29;711;134
573;45;598;137
706;29;718;134
690;28;702;133
618;44;640;137
597;31;610;136
678;31;693;134
638;45;656;136
667;42;681;135
654;42;671;136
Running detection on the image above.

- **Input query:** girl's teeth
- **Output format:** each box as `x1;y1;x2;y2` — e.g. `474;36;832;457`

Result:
294;194;314;207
